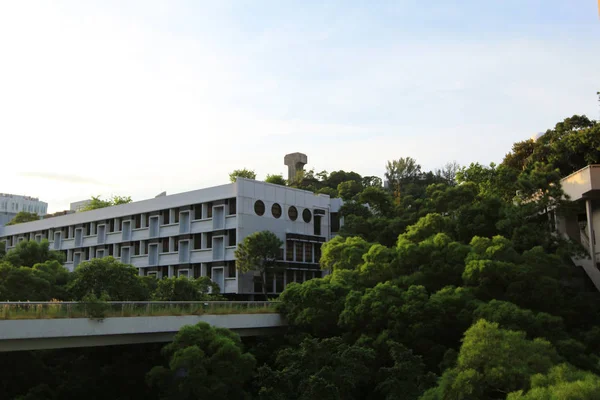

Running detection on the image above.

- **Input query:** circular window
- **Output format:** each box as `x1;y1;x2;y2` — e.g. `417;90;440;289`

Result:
288;206;298;221
302;208;312;223
254;200;265;216
271;203;282;219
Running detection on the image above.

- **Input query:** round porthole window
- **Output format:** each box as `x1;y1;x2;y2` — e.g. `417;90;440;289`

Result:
288;206;298;221
272;203;282;219
254;200;265;216
302;208;312;223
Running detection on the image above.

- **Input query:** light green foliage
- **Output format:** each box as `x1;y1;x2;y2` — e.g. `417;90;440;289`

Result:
6;211;40;226
358;186;394;216
422;320;559;399
265;174;286;186
400;213;451;244
507;364;600;399
147;322;256;400
152;276;221;301
229;168;256;182
3;239;65;268
235;231;283;299
68;257;150;301
81;195;132;211
319;236;371;271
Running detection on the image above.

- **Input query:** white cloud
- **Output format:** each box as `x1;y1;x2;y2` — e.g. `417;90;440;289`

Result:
0;2;598;212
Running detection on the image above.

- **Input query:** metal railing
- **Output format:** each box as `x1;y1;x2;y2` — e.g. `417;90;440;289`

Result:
0;301;279;320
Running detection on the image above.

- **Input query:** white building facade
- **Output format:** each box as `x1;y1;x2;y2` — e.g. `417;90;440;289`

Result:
0;194;48;227
0;179;343;297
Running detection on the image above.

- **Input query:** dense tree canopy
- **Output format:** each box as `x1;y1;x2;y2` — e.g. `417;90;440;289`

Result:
2;113;600;399
229;168;257;182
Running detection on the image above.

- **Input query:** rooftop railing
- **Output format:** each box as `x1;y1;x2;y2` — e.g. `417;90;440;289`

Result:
0;301;279;320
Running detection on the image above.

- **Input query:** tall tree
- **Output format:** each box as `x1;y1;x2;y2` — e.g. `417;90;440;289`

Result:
229;168;257;182
234;231;283;299
147;322;256;400
6;212;40;226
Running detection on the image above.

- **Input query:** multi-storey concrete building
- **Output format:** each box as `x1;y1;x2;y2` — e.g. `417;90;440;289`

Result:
0;178;343;297
0;194;48;227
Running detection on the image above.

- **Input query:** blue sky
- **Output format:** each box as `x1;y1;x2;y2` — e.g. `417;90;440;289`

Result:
0;1;598;212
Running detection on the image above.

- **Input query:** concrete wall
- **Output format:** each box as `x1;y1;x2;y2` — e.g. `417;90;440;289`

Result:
0;313;285;352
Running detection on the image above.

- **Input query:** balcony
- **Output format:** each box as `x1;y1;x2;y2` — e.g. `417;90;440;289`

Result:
560;165;600;201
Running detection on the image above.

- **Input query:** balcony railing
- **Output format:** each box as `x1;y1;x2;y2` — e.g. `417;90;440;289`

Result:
0;301;278;320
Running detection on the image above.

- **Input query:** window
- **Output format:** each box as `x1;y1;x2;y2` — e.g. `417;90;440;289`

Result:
286;240;294;261
254;200;265;216
162;210;170;225
207;202;213;218
286;270;295;285
228;198;237;215
178;269;190;278
271;203;282;219
162;238;169;253
302;209;312;223
295;242;304;262
275;272;284;293
304;242;313;263
288;206;298;221
134;241;141;256
228;229;236;246
148;271;158;278
331;212;340;233
174;208;180;223
314;215;322;236
135;215;141;229
205;232;213;248
109;218;115;233
227;261;236;278
315;243;322;262
86;223;91;236
194;234;202;250
194;204;202;220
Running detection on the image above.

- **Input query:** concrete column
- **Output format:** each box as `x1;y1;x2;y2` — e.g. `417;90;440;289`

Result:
138;268;144;276
586;199;596;266
168;265;174;278
201;263;208;277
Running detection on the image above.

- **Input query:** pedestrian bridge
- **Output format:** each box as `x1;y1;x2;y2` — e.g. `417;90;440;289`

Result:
0;301;285;352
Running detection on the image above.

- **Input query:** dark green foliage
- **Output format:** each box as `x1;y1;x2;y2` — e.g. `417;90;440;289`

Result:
152;276;221;301
147;322;256;400
3;239;64;268
68;257;150;301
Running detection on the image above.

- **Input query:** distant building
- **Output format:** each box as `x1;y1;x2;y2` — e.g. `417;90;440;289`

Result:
70;200;91;212
0;178;343;298
0;193;48;227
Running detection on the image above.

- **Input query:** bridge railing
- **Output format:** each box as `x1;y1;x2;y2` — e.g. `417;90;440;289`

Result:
0;301;279;320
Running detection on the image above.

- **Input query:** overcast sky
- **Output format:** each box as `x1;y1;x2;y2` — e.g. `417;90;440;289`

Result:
1;1;599;212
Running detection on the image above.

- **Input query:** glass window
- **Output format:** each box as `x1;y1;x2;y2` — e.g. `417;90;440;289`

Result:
288;206;298;221
286;240;294;261
271;203;282;218
295;242;304;262
254;200;265;216
304;243;313;263
228;198;237;215
302;209;312;223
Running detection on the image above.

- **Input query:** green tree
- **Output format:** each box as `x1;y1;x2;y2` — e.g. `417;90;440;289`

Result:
0;262;55;300
422;320;559;399
152;276;221;301
235;231;283;299
507;363;600;399
257;337;376;400
0;240;5;258
3;239;64;268
229;168;256;182
320;236;371;272
147;322;256;400
68;257;149;300
337;180;363;201
81;195;132;211
6;211;40;226
265;174;287;186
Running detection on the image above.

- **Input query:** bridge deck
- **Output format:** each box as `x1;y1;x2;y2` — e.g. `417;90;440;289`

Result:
0;313;285;352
